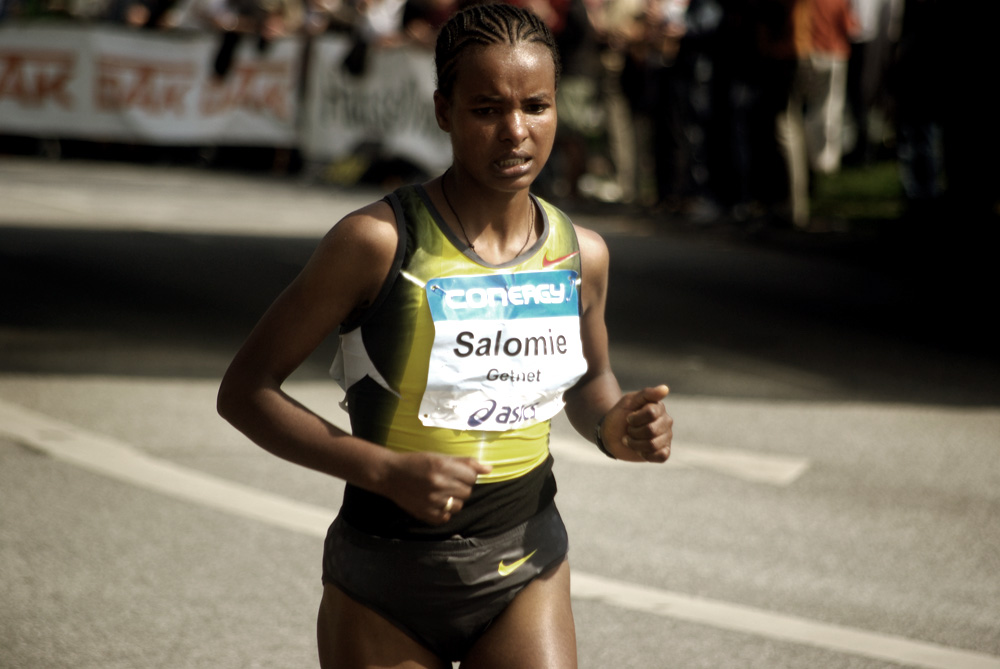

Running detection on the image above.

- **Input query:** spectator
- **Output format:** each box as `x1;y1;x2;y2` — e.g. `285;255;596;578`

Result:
540;0;605;200
171;0;304;79
743;0;804;225
402;0;457;48
801;0;858;174
711;0;771;220
842;0;902;165
775;0;858;228
301;0;356;35
654;0;726;220
104;0;180;27
508;0;571;34
887;0;944;210
631;0;691;210
355;0;409;46
587;0;648;203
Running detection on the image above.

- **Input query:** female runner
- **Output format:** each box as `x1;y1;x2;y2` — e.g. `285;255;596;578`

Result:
217;4;673;667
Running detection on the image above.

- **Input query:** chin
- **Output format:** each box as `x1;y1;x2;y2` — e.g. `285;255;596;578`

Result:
495;164;545;190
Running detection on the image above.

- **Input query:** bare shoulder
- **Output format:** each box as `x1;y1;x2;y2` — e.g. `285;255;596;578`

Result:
573;224;610;277
572;224;609;313
302;198;399;311
321;199;398;259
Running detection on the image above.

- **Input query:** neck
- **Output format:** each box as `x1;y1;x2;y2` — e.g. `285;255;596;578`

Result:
441;168;536;261
443;168;533;238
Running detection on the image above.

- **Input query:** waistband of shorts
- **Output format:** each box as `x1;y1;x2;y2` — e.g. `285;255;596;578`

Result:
330;501;559;557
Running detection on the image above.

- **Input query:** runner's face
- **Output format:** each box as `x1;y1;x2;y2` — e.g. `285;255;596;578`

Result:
435;41;557;193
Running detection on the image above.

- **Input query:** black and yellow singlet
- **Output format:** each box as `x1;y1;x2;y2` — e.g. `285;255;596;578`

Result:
332;184;586;538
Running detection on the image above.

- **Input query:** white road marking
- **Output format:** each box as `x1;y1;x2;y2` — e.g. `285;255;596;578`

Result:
572;573;1000;669
0;400;331;537
2;399;997;669
549;433;809;486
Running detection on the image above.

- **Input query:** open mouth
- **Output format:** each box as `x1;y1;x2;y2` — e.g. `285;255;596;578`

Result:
495;156;531;170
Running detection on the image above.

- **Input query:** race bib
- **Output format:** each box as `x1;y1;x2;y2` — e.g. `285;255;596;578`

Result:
419;270;587;431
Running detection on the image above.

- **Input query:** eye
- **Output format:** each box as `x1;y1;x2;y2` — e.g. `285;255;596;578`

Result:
525;103;550;114
472;106;499;116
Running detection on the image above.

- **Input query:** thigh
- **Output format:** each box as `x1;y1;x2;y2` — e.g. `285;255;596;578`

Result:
317;583;449;669
460;559;577;669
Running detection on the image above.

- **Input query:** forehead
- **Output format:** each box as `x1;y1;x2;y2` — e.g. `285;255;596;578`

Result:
452;42;557;97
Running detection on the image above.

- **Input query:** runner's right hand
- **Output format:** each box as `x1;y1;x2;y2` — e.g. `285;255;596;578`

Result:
381;451;492;524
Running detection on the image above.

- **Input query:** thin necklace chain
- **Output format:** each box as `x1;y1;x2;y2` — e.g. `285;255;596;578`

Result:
442;169;534;260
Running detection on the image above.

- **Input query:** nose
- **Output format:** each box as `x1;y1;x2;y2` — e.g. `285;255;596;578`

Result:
500;110;528;145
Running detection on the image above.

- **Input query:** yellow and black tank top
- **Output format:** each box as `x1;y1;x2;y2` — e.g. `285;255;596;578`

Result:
332;184;586;538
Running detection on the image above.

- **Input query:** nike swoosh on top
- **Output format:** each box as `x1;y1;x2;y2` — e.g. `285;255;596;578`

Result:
498;549;538;577
542;251;580;267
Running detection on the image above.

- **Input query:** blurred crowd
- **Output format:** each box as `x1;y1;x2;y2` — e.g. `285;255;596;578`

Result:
2;0;996;227
0;0;455;49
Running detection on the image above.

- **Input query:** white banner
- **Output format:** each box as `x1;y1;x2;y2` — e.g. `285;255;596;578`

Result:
0;24;299;145
0;24;452;169
301;37;451;174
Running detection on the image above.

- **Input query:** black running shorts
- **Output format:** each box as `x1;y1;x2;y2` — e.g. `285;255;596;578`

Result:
321;502;569;661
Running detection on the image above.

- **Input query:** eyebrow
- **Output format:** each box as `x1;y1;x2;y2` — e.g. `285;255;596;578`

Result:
470;92;553;104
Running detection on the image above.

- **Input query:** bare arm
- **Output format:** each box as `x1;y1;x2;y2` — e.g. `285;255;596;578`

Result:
217;202;489;523
563;226;673;463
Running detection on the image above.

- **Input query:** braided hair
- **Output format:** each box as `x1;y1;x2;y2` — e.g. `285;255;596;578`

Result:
434;2;561;100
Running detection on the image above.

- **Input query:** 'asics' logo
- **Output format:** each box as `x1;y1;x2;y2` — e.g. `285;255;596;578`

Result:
498;550;538;577
542;250;580;268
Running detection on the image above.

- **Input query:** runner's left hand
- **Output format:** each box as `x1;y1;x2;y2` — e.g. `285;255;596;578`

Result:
602;385;672;462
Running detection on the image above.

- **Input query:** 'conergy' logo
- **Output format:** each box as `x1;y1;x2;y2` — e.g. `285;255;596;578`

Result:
426;270;580;322
444;283;566;310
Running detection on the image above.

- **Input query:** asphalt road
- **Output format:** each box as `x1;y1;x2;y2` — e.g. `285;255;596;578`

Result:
1;157;998;669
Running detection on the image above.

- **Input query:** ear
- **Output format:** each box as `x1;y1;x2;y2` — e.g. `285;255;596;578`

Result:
433;90;451;132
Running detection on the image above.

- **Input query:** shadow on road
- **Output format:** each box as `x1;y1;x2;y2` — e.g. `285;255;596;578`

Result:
2;220;997;406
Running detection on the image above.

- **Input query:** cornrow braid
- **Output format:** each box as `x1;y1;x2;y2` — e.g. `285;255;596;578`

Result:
435;2;561;99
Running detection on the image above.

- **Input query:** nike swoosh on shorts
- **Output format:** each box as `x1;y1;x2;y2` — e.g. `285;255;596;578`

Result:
498;549;538;577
